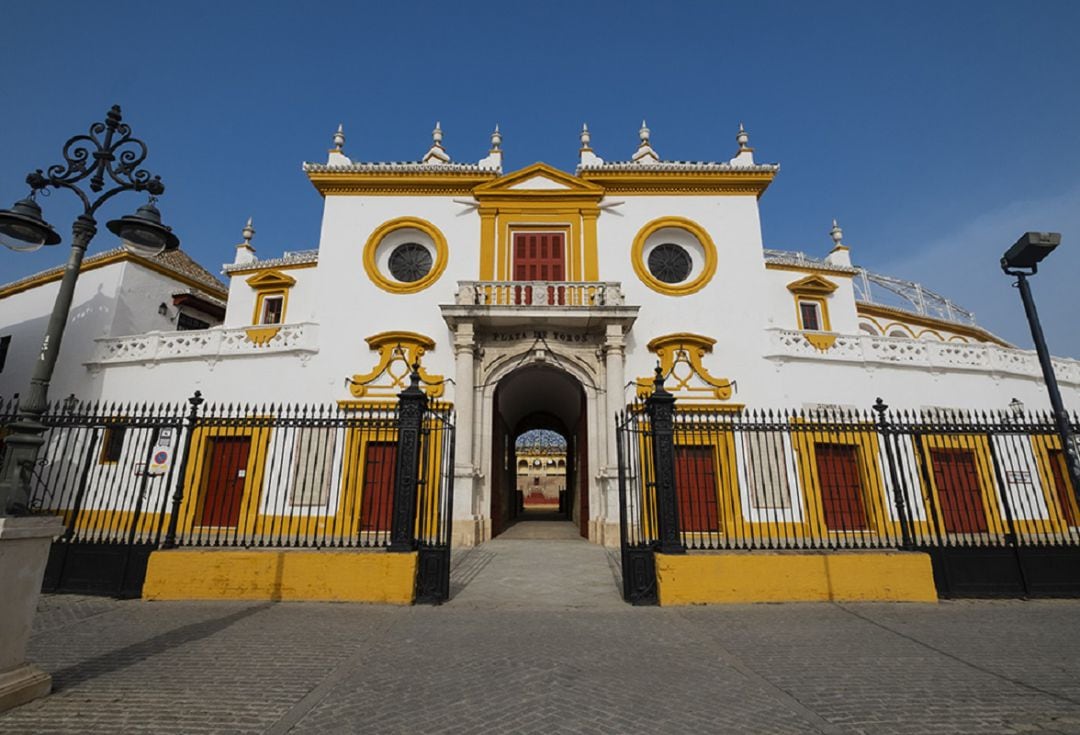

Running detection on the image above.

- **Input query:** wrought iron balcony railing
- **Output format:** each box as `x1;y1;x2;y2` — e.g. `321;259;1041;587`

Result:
454;280;624;307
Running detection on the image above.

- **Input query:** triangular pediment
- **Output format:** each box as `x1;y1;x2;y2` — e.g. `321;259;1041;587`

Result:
245;270;296;289
473;162;605;199
786;274;838;295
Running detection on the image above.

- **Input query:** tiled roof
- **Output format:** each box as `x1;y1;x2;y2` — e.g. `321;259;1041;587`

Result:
578;161;779;173
222;249;319;274
302;161;500;174
0;247;227;299
763;249;858;275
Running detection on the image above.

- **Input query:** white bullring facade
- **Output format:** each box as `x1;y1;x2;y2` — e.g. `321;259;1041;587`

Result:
3;121;1078;548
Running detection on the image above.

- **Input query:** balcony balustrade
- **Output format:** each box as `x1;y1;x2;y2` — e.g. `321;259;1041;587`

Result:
86;322;319;366
454;280;624;307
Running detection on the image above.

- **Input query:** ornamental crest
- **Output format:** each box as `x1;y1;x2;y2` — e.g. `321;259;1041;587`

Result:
635;333;734;402
348;331;445;400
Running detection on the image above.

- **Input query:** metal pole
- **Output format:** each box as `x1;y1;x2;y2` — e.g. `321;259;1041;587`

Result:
0;218;96;514
162;392;204;549
1014;272;1080;506
389;363;428;552
872;398;913;549
645;365;684;554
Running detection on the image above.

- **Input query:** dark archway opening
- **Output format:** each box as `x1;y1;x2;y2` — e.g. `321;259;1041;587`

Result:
490;365;588;538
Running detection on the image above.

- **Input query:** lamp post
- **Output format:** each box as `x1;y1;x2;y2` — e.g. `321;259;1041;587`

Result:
0;105;179;515
1000;231;1080;505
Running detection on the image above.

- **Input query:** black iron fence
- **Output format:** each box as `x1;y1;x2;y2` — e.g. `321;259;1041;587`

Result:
0;375;455;601
617;374;1080;602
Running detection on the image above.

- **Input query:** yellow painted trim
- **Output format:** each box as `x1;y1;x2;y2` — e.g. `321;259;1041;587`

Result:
479;209;497;280
244;326;281;345
306;172;497;197
0;251;228;301
362;216;449;295
631;216;718;296
795;297;831;331
177;423;273;539
1030;435;1080;529
226;260;318;276
582;209;599;281
245;270;297;290
579;170;775;198
251;289;289;326
143;549;417;604
634;332;735;401
350;331;446;399
786;274;839;296
915;433;1039;536
856;302;1008;346
765;261;856;278
654;551;938;604
803;333;838;351
472;162;606;200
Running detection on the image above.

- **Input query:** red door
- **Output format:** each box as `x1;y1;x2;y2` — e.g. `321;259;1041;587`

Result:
815;444;868;531
930;448;988;533
199;437;251;527
513;232;565;305
1049;449;1077;526
675;446;719;532
360;442;397;532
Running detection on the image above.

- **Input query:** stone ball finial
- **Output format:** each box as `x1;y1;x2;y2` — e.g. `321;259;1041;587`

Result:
242;217;255;245
332;123;345;150
736;122;750;150
580;123;591;149
639;119;650;144
491;123;502;150
830;218;844;247
433;121;443;146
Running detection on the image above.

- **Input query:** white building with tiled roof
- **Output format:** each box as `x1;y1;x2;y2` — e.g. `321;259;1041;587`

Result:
0;247;227;404
4;121;1079;547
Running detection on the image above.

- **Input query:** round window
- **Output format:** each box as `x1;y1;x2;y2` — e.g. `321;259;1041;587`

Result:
388;243;433;283
647;243;692;284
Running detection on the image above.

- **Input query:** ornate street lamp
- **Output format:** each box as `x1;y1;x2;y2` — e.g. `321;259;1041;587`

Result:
0;105;178;514
1000;232;1080;505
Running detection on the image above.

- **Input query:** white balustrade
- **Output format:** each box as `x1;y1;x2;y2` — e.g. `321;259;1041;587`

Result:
87;322;319;366
765;328;1080;385
454;281;624;307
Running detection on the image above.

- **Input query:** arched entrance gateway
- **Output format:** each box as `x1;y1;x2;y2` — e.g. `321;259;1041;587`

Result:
441;308;638;547
490;365;587;537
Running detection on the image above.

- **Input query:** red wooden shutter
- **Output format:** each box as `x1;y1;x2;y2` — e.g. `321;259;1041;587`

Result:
1049;449;1076;526
199;437;251;527
675;446;719;532
815;444;868;531
930;449;988;533
361;442;397;532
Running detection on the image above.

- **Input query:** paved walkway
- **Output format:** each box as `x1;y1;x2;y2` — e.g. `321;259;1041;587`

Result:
4;533;1080;734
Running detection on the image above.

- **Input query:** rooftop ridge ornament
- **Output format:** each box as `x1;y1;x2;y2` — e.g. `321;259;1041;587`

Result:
242;216;255;245
580;123;591;150
632;119;660;164
829;219;847;250
490;124;502;151
422;121;451;164
730;122;756;165
825;217;852;266
332;123;345;151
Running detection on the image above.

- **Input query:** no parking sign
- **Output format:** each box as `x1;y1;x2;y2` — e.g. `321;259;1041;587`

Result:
147;427;175;476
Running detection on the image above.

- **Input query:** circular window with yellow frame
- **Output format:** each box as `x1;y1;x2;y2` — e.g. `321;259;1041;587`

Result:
631;216;717;296
363;217;448;294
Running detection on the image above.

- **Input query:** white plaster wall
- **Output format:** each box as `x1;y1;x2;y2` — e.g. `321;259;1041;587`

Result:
112;262;215;336
597;194;773;406
760;269;860;334
223;266;319;328
0;266;120;403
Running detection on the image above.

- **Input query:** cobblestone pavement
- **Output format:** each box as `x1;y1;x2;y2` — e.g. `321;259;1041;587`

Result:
3;539;1080;734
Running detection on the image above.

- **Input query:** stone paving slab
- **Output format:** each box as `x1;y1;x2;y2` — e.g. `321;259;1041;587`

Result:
4;536;1080;734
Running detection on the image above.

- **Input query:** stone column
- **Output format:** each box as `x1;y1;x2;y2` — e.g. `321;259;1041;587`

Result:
451;322;479;545
600;322;626;545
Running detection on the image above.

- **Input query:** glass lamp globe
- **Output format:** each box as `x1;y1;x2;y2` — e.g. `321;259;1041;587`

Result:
106;201;179;257
0;198;61;252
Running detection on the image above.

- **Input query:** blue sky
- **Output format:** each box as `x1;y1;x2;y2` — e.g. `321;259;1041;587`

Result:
3;1;1079;356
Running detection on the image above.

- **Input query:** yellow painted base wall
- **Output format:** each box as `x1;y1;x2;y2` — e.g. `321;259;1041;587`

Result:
143;549;417;604
655;550;937;605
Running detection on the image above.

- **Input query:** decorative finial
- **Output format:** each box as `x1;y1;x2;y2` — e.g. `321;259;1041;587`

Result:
433;121;443;147
332;123;345;150
736;122;750;150
242;217;255;245
490;124;502;150
639;119;650;145
830;218;844;247
580;123;591;149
